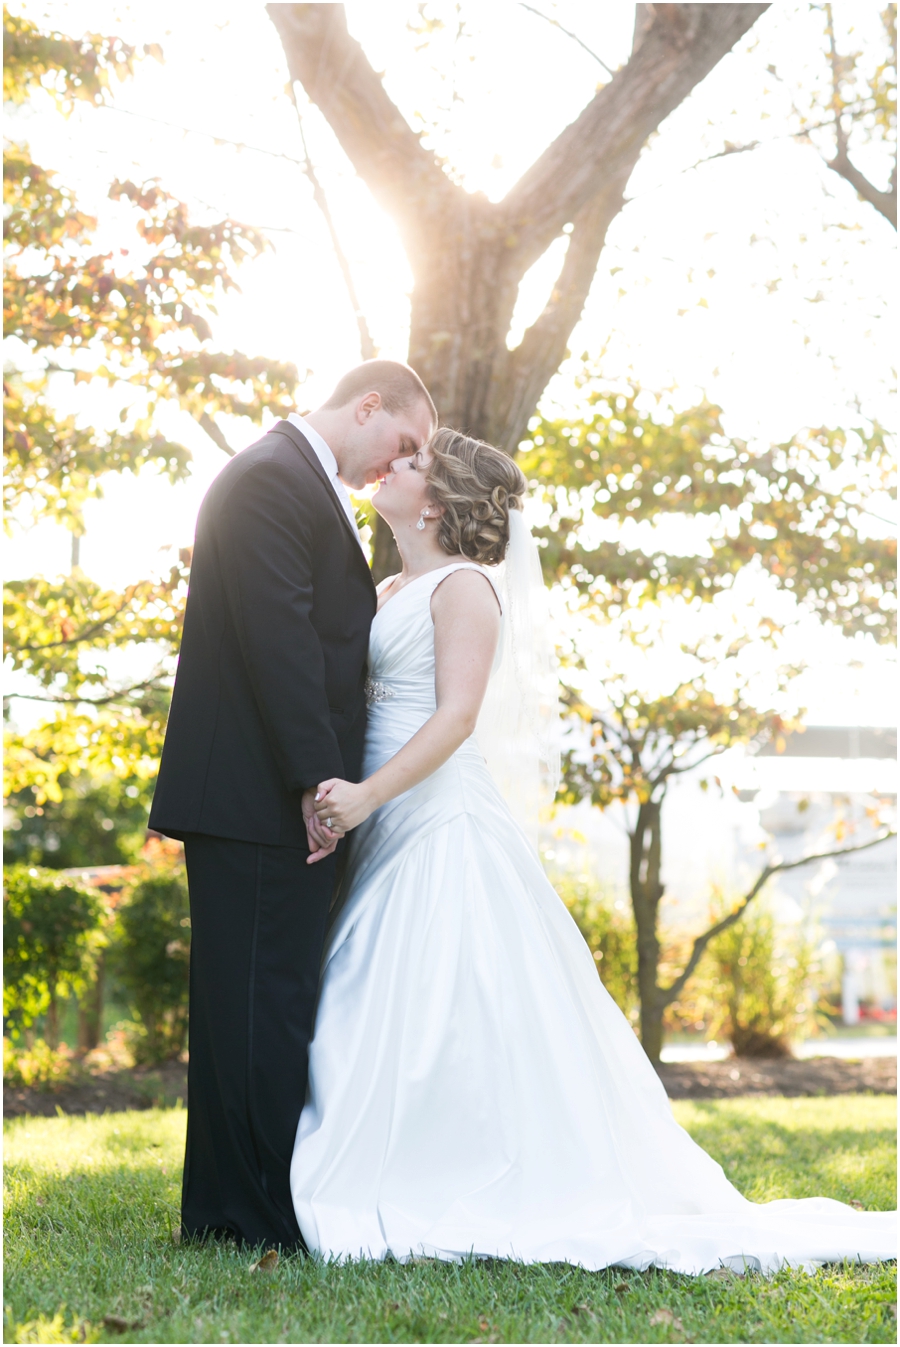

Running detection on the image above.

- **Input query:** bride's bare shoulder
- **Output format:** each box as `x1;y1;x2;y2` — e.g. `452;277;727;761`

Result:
431;565;501;617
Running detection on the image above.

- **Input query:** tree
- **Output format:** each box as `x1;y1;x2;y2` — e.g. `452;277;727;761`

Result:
267;2;769;576
3;11;302;806
527;373;896;1061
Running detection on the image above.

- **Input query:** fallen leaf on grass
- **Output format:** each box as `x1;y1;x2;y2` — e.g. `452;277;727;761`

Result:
614;1281;630;1294
706;1268;737;1281
249;1249;279;1273
571;1302;594;1315
649;1307;684;1331
849;1199;865;1210
35;1196;46;1207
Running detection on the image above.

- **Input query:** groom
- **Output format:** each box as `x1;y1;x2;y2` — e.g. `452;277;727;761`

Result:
149;361;436;1249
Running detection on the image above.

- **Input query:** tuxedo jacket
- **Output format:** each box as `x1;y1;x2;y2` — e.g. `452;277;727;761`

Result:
148;421;377;847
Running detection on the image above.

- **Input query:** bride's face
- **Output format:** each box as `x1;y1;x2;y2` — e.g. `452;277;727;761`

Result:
373;446;439;526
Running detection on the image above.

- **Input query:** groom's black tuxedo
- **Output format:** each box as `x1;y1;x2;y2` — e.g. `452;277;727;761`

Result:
149;420;376;1250
149;420;375;844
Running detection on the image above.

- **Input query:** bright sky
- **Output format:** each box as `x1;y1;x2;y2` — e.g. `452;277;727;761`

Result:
5;0;897;729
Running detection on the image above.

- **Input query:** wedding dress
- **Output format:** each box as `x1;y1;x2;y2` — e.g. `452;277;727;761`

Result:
290;562;895;1274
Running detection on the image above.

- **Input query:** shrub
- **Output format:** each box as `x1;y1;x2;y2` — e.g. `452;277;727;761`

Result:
3;1036;78;1091
555;874;639;1024
3;866;104;1046
703;897;824;1057
110;860;190;1064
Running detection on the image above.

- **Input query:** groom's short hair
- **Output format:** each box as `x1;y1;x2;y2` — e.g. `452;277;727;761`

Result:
322;360;436;425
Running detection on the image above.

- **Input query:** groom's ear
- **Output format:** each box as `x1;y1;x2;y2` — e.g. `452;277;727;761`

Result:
356;392;382;422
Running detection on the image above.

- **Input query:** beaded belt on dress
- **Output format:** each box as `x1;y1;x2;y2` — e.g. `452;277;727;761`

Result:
365;677;396;707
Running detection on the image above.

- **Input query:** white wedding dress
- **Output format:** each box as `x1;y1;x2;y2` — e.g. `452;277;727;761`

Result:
290;563;896;1274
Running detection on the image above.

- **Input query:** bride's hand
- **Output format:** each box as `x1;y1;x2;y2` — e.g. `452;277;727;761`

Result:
314;778;377;833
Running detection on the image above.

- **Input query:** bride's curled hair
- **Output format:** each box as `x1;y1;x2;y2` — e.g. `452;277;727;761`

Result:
425;428;527;566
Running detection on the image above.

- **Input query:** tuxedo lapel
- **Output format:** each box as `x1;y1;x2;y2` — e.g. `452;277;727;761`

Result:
271;420;372;572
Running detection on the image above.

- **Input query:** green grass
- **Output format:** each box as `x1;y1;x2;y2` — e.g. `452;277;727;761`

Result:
3;1098;895;1344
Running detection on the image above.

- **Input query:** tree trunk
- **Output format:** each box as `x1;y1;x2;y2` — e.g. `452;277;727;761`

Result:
77;957;104;1054
268;5;769;458
45;984;59;1049
629;797;666;1063
269;4;768;581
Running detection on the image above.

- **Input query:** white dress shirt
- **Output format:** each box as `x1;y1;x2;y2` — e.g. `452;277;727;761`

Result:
287;412;364;549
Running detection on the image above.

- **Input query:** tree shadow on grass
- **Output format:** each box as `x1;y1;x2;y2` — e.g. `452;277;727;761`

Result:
679;1102;896;1208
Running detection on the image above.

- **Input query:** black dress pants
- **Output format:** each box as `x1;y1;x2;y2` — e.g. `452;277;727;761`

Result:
181;832;337;1249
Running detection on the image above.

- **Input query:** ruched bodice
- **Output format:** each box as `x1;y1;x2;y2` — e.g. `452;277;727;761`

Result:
363;563;500;775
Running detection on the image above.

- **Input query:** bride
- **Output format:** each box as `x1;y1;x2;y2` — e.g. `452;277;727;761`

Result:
291;428;895;1274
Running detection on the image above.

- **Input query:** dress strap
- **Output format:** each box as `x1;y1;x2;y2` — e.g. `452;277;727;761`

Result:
428;562;503;614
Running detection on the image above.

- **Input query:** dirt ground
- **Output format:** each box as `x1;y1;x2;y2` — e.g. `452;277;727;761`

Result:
4;1060;189;1118
657;1054;896;1099
4;1054;895;1118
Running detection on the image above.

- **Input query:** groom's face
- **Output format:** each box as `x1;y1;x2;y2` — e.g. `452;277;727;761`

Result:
339;394;434;490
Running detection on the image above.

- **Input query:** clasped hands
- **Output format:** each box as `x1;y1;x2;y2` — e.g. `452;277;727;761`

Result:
301;778;376;865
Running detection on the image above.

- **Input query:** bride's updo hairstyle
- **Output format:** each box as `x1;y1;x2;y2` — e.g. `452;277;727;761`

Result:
425;428;527;567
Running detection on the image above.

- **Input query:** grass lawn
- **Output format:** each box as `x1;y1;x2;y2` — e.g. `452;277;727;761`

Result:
3;1097;895;1344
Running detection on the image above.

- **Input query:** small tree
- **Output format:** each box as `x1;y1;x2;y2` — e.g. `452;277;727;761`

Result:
561;643;796;1063
3;866;103;1047
111;862;190;1064
525;373;895;1061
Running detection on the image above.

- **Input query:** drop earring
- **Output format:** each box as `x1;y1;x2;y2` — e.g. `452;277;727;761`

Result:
416;510;428;531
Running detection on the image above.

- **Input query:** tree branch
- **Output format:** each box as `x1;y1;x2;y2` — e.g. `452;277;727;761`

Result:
827;146;897;227
289;87;377;360
98;103;307;166
493;182;627;455
10;605;131;654
501;4;769;271
658;830;897;1008
198;412;235;457
266;3;457;251
516;3;616;78
5;677;166;707
822;2;897;227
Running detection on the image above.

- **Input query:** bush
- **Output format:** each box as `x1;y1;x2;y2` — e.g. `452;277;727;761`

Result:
555;875;639;1024
3;1036;78;1091
703;897;824;1057
3;866;104;1046
110;860;190;1064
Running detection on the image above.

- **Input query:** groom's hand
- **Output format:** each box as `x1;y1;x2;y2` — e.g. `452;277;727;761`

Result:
301;787;341;864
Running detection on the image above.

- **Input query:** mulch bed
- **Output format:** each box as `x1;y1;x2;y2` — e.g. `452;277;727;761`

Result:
657;1055;896;1099
4;1061;188;1118
4;1055;895;1118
